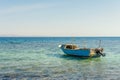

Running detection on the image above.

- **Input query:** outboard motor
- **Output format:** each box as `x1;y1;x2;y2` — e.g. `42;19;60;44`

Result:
95;48;105;57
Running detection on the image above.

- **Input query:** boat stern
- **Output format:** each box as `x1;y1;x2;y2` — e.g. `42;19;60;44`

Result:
90;48;105;57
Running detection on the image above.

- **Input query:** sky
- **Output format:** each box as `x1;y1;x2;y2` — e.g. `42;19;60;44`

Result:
0;0;120;37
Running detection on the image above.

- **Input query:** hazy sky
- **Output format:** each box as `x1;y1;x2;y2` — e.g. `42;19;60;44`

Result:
0;0;120;36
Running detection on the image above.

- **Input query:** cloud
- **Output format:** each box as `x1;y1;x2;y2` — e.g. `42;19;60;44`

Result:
0;3;54;14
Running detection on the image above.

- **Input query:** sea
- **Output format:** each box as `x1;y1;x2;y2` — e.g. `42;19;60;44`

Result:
0;37;119;80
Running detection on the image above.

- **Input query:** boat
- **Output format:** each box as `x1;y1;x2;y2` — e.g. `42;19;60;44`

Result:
58;41;105;58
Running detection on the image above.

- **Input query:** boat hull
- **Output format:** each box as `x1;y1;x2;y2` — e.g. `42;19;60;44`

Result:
62;49;90;57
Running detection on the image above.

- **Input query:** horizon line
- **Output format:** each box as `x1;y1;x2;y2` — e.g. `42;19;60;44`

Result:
0;36;120;37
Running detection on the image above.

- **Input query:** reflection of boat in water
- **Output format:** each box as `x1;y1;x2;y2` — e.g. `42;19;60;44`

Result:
59;41;105;58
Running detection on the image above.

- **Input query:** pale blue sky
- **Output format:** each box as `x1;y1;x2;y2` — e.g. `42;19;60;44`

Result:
0;0;120;36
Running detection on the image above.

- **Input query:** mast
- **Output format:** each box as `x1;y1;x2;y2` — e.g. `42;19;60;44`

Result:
83;41;87;48
98;40;101;48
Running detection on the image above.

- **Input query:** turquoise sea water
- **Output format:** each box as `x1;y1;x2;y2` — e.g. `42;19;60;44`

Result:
0;37;120;80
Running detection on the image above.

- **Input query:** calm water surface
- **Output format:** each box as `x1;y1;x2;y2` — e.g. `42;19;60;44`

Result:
0;37;120;80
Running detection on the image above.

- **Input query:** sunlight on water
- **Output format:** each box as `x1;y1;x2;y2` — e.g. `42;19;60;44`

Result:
0;37;119;79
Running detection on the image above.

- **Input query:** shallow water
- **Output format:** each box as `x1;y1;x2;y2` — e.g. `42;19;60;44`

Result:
0;37;120;80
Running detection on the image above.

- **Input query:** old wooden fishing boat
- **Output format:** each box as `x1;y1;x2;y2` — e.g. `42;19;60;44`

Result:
59;41;105;57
